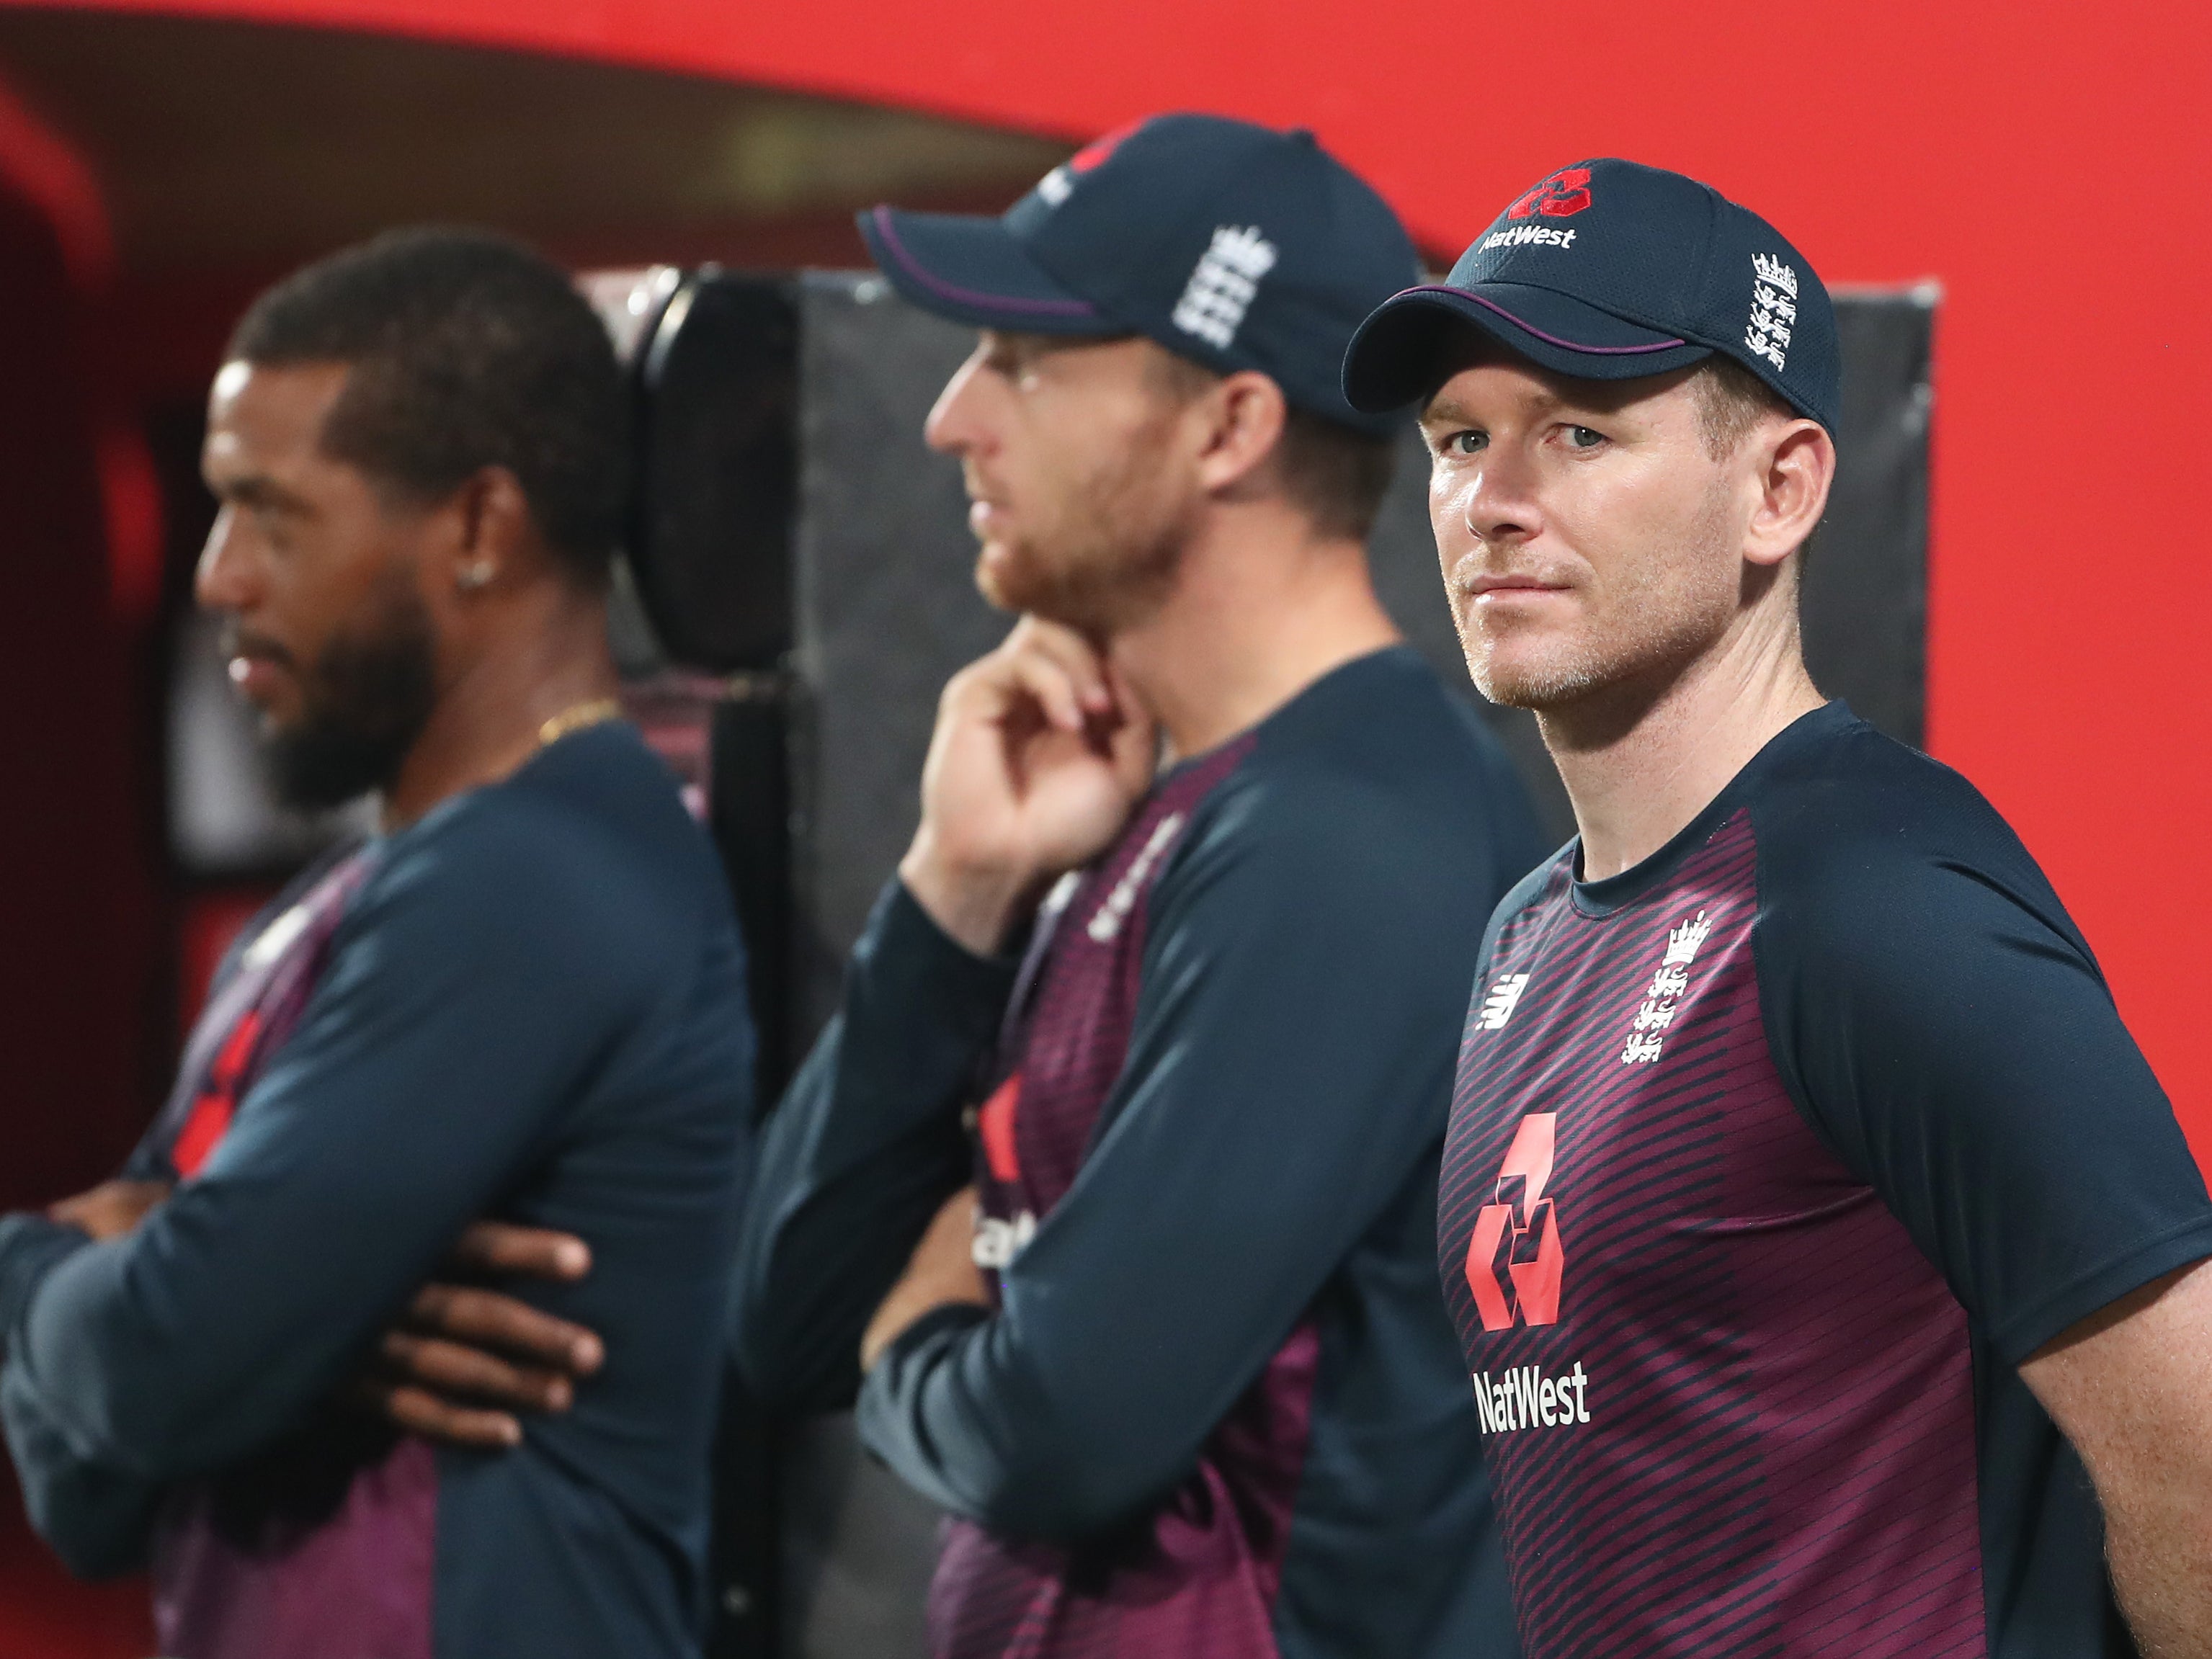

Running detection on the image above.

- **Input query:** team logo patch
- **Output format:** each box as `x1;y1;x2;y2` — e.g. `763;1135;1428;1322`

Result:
1171;226;1277;351
1622;909;1713;1064
1504;167;1594;221
1466;1112;1566;1331
1745;253;1798;372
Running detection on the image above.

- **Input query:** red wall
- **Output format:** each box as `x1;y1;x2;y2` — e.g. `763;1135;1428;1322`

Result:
0;98;157;1224
4;4;2207;1115
0;96;164;1659
22;0;2191;1142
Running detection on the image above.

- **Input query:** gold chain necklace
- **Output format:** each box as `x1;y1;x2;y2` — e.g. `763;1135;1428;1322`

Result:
536;697;625;750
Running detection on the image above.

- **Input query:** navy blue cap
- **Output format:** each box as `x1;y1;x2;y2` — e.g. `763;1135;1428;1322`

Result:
860;113;1421;436
1342;159;1839;431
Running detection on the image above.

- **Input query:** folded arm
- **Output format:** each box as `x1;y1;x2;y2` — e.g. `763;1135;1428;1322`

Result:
728;883;1012;1412
0;826;644;1559
857;782;1480;1542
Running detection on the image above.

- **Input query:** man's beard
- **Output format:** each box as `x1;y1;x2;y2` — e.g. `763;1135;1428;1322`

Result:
251;581;438;811
1467;589;1728;712
973;419;1195;635
1467;487;1741;715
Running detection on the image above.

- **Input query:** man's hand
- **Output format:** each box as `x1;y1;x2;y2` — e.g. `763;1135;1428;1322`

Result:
901;619;1156;955
2023;1259;2212;1655
862;1186;990;1373
48;1179;171;1241
354;1221;605;1449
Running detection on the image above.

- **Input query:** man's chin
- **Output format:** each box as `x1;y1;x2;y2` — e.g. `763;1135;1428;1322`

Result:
973;534;1179;638
973;544;1023;615
973;545;1082;629
1466;647;1607;712
262;720;408;813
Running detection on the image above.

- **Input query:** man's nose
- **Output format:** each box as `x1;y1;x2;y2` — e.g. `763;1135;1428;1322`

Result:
1460;444;1543;546
193;504;257;613
923;354;990;458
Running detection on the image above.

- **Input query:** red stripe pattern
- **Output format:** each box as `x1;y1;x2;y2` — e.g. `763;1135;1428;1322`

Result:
933;738;1326;1659
1438;812;1985;1658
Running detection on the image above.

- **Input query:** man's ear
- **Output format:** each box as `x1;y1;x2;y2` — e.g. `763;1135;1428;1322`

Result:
444;466;536;596
1192;370;1289;497
1743;419;1834;569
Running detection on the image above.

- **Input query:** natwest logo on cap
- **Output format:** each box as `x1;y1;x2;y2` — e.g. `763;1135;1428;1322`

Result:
1505;167;1594;220
1035;120;1143;207
1071;121;1140;174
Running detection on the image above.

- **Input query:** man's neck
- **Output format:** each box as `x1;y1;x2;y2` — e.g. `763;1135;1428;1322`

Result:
1107;504;1401;759
382;583;620;831
1540;601;1824;882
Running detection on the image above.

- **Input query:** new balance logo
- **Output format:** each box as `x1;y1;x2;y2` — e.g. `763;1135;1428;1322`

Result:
1171;226;1277;350
1477;972;1530;1030
1471;1360;1591;1435
1466;1112;1566;1331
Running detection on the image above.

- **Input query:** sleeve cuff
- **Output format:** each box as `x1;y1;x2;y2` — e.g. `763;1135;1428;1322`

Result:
875;1300;991;1378
1998;1217;2212;1366
0;1213;91;1355
855;1301;993;1489
852;880;1021;1043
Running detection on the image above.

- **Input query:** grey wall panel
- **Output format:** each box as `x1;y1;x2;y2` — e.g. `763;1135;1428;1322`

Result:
791;273;1005;1049
781;272;980;1659
1811;290;1932;749
776;1416;940;1659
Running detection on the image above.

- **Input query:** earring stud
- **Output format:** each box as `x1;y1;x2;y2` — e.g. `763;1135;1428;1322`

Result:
457;560;495;591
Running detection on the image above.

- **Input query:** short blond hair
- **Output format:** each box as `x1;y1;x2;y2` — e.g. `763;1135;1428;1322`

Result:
1147;349;1395;541
1693;355;1797;459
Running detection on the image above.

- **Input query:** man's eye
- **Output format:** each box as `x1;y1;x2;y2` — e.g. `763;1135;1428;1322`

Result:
1447;431;1486;456
1566;425;1606;450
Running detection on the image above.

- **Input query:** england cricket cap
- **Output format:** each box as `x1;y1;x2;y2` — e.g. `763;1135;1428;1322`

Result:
1342;158;1839;432
859;113;1420;436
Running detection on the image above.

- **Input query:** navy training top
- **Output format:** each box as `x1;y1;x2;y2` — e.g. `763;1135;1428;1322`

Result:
736;645;1548;1659
1439;701;2212;1658
0;723;754;1659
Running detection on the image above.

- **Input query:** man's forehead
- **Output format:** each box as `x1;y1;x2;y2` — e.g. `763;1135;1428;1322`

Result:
978;326;1143;363
204;359;350;469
